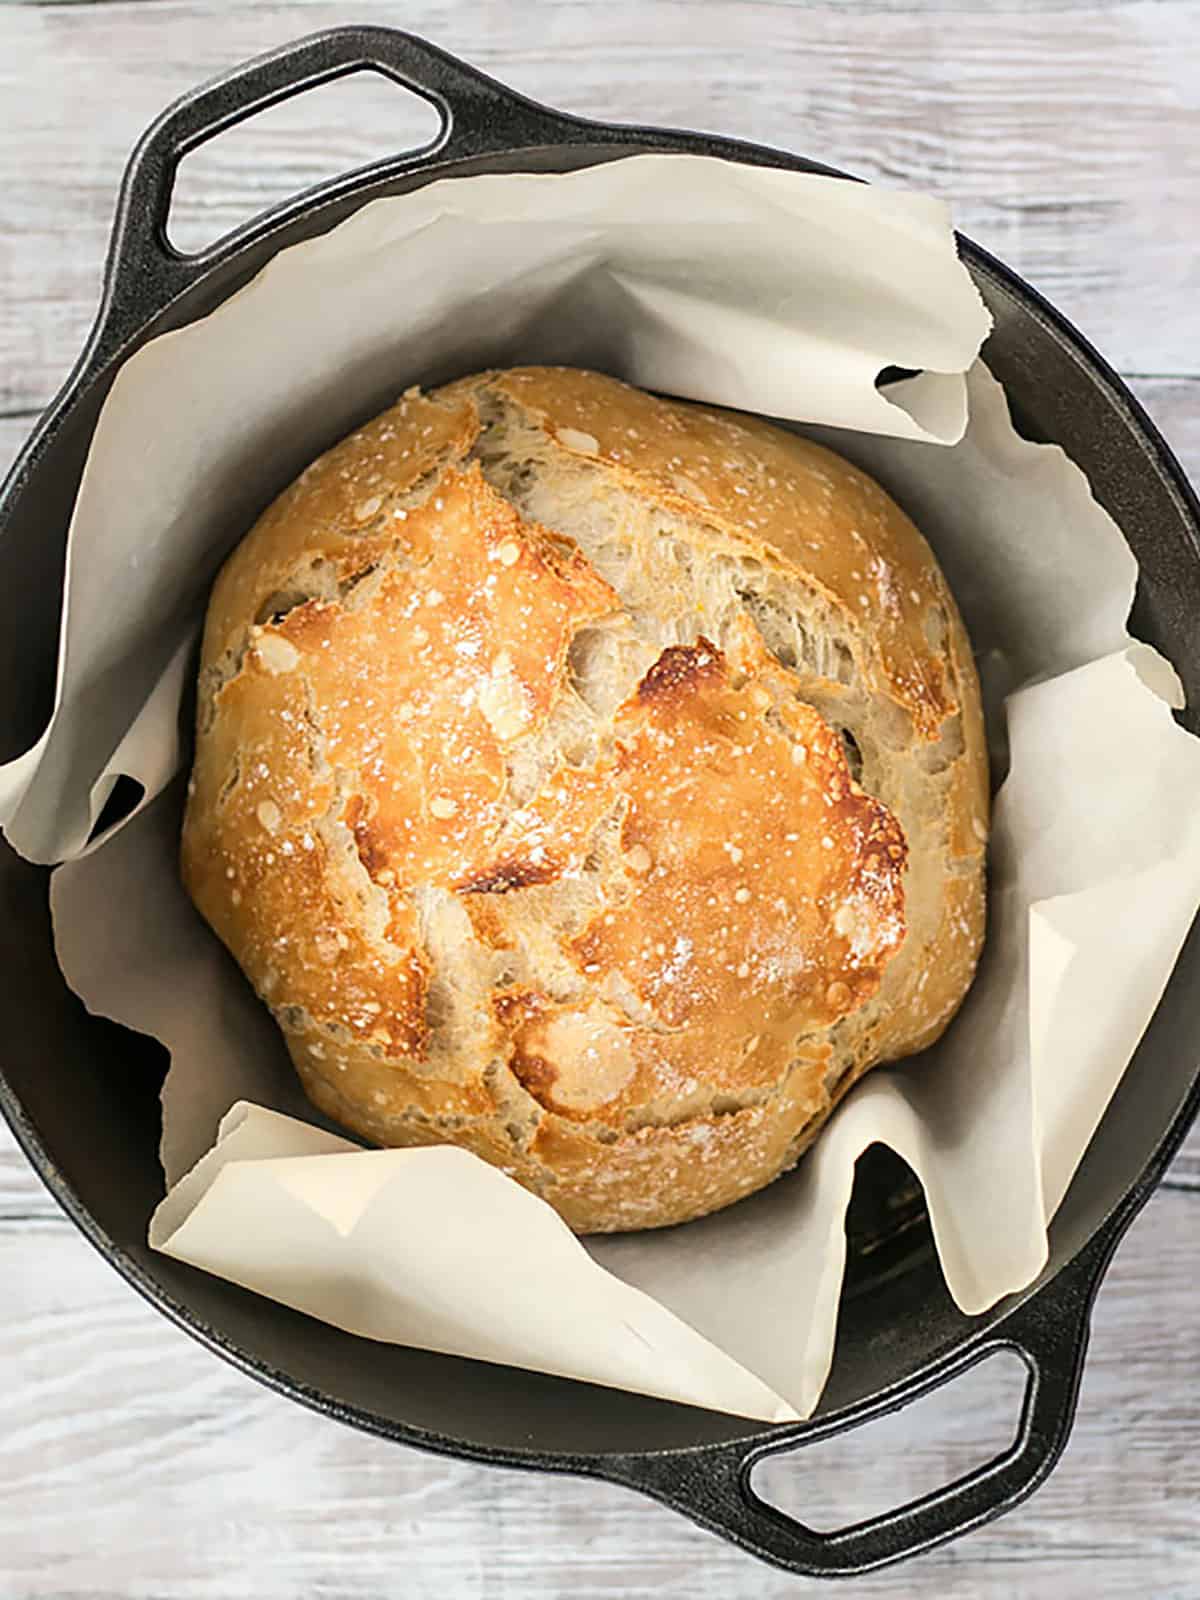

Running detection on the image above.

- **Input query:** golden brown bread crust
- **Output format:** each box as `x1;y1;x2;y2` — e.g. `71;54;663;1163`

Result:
182;367;988;1232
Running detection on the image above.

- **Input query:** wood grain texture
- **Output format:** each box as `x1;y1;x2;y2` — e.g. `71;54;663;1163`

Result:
1;3;1198;1595
0;1115;1197;1599
0;0;1198;416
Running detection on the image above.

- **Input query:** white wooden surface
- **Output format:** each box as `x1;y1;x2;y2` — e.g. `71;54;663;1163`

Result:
2;3;1199;1594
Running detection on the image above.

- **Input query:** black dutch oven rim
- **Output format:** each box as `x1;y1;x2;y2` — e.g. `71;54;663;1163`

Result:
2;26;1198;1578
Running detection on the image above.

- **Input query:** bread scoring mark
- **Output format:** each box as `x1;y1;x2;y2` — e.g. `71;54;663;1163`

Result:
493;365;960;739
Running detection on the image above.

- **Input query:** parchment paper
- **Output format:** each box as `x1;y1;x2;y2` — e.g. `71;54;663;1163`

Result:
0;158;988;865
6;155;1200;1422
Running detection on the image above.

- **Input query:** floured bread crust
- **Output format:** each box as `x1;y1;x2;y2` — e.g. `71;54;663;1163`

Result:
182;367;988;1232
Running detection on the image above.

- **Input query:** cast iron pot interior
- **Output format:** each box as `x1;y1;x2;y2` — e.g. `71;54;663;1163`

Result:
1;28;1199;1578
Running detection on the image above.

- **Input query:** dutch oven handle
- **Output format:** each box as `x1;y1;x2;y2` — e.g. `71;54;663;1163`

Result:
600;1241;1103;1577
95;26;580;362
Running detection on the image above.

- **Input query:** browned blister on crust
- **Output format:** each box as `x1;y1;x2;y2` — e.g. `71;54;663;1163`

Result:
183;366;988;1233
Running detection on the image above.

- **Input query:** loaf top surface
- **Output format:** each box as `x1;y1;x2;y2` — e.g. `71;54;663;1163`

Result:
182;367;987;1232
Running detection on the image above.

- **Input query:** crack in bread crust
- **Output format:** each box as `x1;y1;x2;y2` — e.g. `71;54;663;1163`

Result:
182;368;988;1233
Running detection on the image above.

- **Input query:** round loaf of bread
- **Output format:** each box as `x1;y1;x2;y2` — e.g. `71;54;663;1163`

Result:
182;367;988;1233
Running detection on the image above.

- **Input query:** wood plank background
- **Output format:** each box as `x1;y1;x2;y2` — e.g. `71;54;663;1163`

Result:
1;2;1198;1595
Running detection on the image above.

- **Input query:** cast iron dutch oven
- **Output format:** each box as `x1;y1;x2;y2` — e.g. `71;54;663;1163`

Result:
2;28;1199;1578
